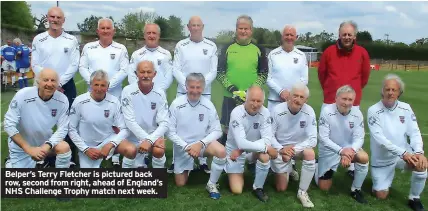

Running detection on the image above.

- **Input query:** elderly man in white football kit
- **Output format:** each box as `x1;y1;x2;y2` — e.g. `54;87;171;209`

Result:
68;70;137;168
225;85;278;202
168;16;218;174
368;74;427;211
79;18;129;98
121;60;169;169
166;73;226;200
4;69;71;168
315;85;369;204
79;18;129;167
267;25;308;182
128;23;173;91
270;82;316;208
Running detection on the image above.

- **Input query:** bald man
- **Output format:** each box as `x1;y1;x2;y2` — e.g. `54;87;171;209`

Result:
266;25;308;182
225;85;278;202
169;16;218;174
31;7;80;166
4;68;71;169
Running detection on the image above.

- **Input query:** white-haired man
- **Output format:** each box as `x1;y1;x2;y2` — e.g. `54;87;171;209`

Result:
225;85;278;202
4;68;71;169
31;7;80;166
69;70;137;168
168;16;218;174
127;23;173;91
368;74;427;211
267;25;308;181
270;82;316;208
166;73;226;200
315;85;369;204
79;18;130;167
121;60;169;169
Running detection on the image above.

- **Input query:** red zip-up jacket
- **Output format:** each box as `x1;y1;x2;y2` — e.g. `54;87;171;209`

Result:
318;40;371;106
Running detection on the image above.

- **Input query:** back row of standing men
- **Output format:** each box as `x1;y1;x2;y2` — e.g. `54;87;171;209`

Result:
4;6;427;211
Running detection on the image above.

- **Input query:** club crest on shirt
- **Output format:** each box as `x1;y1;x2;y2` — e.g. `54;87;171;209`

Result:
157;59;161;65
199;114;204;121
399;116;405;123
253;123;259;129
64;47;69;53
411;113;417;121
51;109;57;117
349;122;354;129
294;58;298;64
151;102;156;110
110;53;115;59
300;121;306;128
203;49;208;55
104;110;110;118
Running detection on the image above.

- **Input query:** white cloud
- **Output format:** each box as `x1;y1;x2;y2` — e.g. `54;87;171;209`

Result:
385;5;397;12
129;7;156;13
421;4;428;13
293;21;324;30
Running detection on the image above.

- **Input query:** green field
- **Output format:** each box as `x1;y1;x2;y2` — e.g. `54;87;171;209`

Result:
1;69;427;211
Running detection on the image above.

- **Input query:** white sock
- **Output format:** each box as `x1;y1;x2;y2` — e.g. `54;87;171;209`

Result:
209;156;226;184
292;159;296;166
199;156;207;165
152;154;166;168
253;159;270;189
55;151;71;168
299;160;315;191
112;154;120;163
314;162;319;186
348;163;355;171
171;146;175;165
11;75;15;84
246;153;254;164
122;157;135;168
351;162;368;191
409;170;427;200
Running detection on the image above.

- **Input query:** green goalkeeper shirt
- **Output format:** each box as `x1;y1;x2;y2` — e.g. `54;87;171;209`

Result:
216;41;268;97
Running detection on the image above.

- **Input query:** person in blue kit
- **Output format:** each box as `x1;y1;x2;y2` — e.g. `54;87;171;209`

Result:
1;40;17;87
13;38;31;90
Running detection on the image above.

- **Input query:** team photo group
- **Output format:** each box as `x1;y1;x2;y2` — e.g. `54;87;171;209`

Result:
3;6;427;211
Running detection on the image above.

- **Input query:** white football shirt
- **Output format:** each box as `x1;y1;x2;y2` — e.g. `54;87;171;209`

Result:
4;87;69;152
127;46;173;90
172;38;218;95
166;94;222;150
368;100;423;167
318;103;365;157
121;83;169;144
79;41;129;98
271;102;317;151
226;105;273;153
31;31;80;86
68;92;129;152
267;46;308;102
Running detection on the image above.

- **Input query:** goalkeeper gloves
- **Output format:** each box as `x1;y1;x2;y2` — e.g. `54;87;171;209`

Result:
232;90;246;105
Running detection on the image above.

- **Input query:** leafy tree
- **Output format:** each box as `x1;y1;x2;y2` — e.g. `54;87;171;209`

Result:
215;30;235;43
167;15;184;39
154;16;170;38
1;1;34;29
356;30;373;43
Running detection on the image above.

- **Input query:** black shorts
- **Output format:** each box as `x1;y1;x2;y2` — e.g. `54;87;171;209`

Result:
220;96;237;126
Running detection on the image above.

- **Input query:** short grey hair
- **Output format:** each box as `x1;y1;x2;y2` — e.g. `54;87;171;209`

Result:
382;73;405;93
246;85;265;102
339;20;358;35
282;25;297;35
236;15;253;29
98;18;114;29
13;38;22;45
35;69;59;87
290;82;310;98
135;60;157;74
143;23;161;34
185;73;205;88
90;70;109;84
336;85;356;97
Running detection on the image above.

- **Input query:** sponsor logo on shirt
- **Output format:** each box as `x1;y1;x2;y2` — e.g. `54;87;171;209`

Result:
51;109;57;117
399;116;405;123
151;102;156;110
253;122;259;129
300;121;306;128
104;110;110;118
199;114;204;121
232;120;239;128
411;113;417;121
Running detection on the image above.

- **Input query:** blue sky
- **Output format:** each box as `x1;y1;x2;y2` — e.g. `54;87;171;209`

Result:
28;1;428;44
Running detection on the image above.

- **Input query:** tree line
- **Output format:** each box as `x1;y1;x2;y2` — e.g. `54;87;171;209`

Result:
2;1;428;60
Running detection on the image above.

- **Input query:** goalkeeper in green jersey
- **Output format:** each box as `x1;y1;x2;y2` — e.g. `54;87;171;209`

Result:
216;15;268;145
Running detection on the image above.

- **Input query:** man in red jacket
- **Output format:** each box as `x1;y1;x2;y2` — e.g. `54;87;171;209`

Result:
317;20;371;178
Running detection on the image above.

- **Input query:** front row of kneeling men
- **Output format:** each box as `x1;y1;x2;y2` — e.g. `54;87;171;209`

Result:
4;60;427;210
